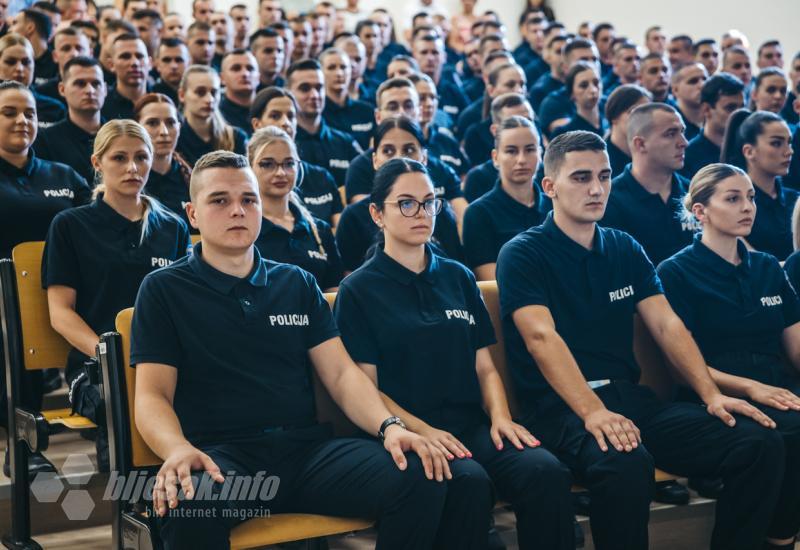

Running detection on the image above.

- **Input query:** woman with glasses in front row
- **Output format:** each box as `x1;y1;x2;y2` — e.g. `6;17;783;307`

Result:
249;126;343;292
334;157;574;550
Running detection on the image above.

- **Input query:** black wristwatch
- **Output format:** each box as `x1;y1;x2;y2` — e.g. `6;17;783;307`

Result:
378;416;406;440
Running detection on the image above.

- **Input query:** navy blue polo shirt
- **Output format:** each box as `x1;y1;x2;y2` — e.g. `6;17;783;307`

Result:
602;72;620;96
784;249;800;291
254;203;343;290
35;115;99;184
255;76;286;94
529;73;563;112
219;95;253;136
100;87;138;120
464;160;498;203
322;96;375;150
748;179;798;261
605;139;630;179
296;161;344;224
512;42;537;69
0;152;90;258
151;80;180;106
130;243;339;446
524;57;549;90
551;114;607;139
335;196;464;271
463;181;545;269
426;124;470;176
344;148;463;203
455;98;482;141
33;90;66;128
35;77;66;107
43;197;190;380
658;236;800;386
295;119;361;188
680;132;720;180
335;245;495;434
463;76;484;103
144;158;194;232
538;87;573;137
437;78;469;120
496;213;664;413
781;91;798;126
602;166;698;266
176;120;249;166
34;50;58;86
463;119;493;165
675;106;700;141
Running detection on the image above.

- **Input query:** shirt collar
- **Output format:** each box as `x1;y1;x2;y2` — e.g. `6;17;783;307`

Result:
754;179;788;206
691;234;751;276
0;150;37;178
371;243;440;286
541;211;606;259
188;242;269;294
617;165;686;201
90;196;140;231
493;180;540;211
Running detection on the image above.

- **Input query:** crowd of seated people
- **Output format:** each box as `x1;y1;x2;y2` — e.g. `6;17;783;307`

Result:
1;0;800;548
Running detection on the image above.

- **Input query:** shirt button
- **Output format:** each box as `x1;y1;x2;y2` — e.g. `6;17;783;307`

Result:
243;299;251;306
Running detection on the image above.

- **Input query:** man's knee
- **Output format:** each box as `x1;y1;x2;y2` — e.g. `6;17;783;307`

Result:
585;446;655;491
383;453;448;508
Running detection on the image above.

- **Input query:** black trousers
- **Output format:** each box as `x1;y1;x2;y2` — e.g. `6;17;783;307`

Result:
523;381;786;550
449;424;575;550
159;424;462;550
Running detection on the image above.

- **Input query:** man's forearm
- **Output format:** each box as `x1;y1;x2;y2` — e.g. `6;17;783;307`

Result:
135;394;192;459
326;366;394;435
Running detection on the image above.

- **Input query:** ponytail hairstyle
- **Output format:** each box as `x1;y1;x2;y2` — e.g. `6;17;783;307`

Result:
247;126;326;255
720;108;786;171
680;162;748;225
92;119;180;244
133;92;192;187
179;65;235;151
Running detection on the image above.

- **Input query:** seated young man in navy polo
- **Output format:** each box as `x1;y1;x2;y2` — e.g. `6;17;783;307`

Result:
496;130;784;550
681;73;745;179
601;103;698;266
131;151;454;549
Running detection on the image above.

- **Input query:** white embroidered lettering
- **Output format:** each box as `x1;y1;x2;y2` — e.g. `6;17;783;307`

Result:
609;285;634;302
268;314;310;326
761;295;783;307
445;309;476;325
43;189;75;198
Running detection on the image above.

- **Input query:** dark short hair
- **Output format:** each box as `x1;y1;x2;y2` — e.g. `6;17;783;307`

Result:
31;1;60;15
131;8;162;22
63;55;101;80
376;77;416;108
700;73;745;107
563;38;594;60
20;9;52;39
670;35;693;49
605;84;652;123
592;22;614;42
158;37;186;54
70;20;99;36
112;33;142;48
286;58;321;85
355;19;377;37
190;151;252;199
249;86;297;120
489;92;530;124
103;19;137;36
692;38;716;54
757;40;781;57
544;130;607;178
187;21;212;36
250;27;280;46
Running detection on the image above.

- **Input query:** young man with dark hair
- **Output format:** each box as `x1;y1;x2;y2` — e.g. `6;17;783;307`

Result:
288;59;362;187
513;11;547;76
781;52;800;126
592;22;616;77
412;32;469;120
229;4;251;49
320;47;374;150
162;12;185;40
758;40;784;70
35;56;105;184
36;27;91;106
131;8;163;57
258;0;283;28
186;21;215;66
209;11;233;70
604;41;640;96
356;19;385;91
667;34;693;69
219;49;259;135
693;38;720;76
498;128;787;550
12;8;55;85
250;28;285;90
681;73;745;179
671;62;708;140
530;34;567;111
191;0;214;23
644;25;666;56
639;53;671;103
101;34;151;120
122;0;147;21
722;45;753;101
152;37;188;105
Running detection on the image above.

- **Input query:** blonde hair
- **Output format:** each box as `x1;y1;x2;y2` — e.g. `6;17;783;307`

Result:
180;65;235;152
792;198;800;252
681;163;748;225
92;119;178;244
247;126;326;255
0;33;34;57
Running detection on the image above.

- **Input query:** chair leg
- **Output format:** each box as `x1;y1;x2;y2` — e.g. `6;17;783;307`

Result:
2;440;41;550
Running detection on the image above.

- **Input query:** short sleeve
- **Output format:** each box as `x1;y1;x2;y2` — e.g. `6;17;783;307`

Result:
777;264;800;328
344;154;373;201
233;127;249;155
462;203;497;269
467;271;497;349
70;172;92;205
301;269;340;349
433;160;463;200
496;237;551;319
176;219;192;257
42;212;80;290
130;274;182;368
333;283;381;365
656;260;696;332
784;251;800;293
324;170;344;214
335;207;370;271
629;238;664;302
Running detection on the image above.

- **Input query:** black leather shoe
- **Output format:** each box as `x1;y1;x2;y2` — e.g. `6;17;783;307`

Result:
574;518;585;548
653;480;690;505
688;476;723;499
3;450;57;477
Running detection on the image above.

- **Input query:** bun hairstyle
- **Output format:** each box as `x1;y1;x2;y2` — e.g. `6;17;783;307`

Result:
720;108;786;170
681;162;748;225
